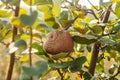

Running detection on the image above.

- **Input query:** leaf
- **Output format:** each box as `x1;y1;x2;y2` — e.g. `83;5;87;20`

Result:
108;64;117;74
10;17;22;27
0;10;11;18
39;24;55;32
19;8;28;16
100;2;111;7
100;38;116;44
49;61;72;68
116;43;120;53
19;55;29;62
23;0;35;5
20;72;30;80
111;0;119;3
74;18;88;34
115;1;120;18
59;11;69;20
113;22;120;32
6;0;20;6
33;60;48;78
35;0;52;5
8;43;18;54
21;60;48;79
14;39;27;47
37;4;52;12
44;12;55;27
72;35;97;44
52;0;61;17
22;66;34;76
32;42;49;57
20;11;38;26
69;56;87;72
83;72;92;80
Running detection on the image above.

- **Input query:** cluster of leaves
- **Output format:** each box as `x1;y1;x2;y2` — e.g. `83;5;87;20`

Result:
0;0;120;80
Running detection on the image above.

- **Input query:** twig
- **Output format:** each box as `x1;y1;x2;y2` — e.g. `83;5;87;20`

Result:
64;16;78;30
87;9;98;19
109;66;120;79
29;0;33;80
102;32;117;36
57;69;64;80
6;1;20;80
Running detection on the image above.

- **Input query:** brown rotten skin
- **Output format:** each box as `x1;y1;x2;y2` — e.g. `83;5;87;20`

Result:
43;30;74;55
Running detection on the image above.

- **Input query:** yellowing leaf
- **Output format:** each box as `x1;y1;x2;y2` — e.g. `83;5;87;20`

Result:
44;12;55;27
10;17;22;27
19;8;28;16
32;19;39;29
115;1;120;18
74;18;88;34
111;0;119;3
76;11;86;18
23;0;35;5
0;10;12;18
21;34;30;39
19;55;29;62
52;0;61;17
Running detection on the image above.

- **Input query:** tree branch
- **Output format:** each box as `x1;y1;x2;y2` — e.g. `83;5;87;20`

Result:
6;2;20;80
64;16;78;30
57;69;64;80
29;0;33;80
88;41;101;75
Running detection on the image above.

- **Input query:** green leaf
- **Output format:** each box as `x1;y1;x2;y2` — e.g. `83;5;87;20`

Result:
32;43;44;54
100;2;111;7
72;35;97;44
83;72;92;80
69;56;87;72
21;60;48;79
49;61;72;68
108;64;117;74
20;11;38;26
115;1;120;18
59;11;69;20
6;0;20;6
39;24;55;32
113;22;120;32
35;0;52;5
14;39;27;47
20;72;30;80
116;43;120;53
33;60;48;78
37;4;52;12
22;66;34;76
100;38;116;44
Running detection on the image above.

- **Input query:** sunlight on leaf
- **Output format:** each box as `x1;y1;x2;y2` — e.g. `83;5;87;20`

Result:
19;55;29;62
23;0;35;5
0;10;12;18
52;0;61;17
115;1;120;18
19;8;28;16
